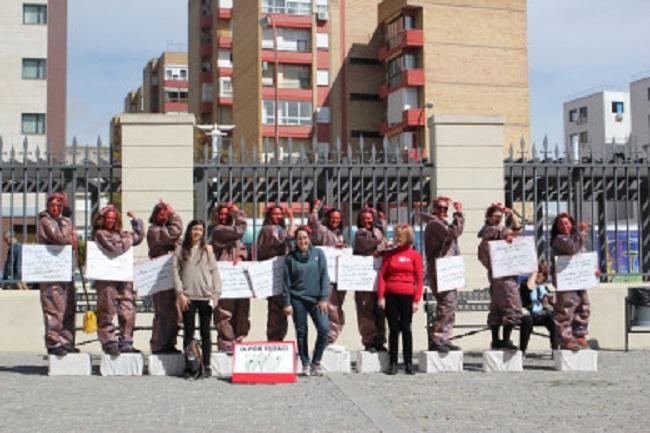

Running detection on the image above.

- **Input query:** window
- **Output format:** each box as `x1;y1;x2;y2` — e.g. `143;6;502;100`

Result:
218;49;233;67
21;113;45;134
612;101;624;114
385;15;417;49
23;4;47;24
263;100;275;125
263;0;311;16
387;54;417;88
317;106;330;123
22;58;46;79
578;106;588;122
165;90;188;103
350;57;381;66
201;83;213;102
579;131;588;144
351;130;381;139
219;77;233;97
164;66;188;81
568;109;578;122
351;93;381;101
263;100;312;126
278;64;310;88
317;70;329;86
317;33;329;49
263;28;311;52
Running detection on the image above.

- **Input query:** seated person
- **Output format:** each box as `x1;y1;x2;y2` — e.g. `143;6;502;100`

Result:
519;262;559;354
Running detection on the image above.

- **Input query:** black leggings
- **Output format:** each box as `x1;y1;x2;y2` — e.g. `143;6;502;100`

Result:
183;300;213;366
519;310;559;352
385;293;414;365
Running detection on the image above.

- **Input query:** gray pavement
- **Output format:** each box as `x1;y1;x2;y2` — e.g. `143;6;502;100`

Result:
1;351;649;433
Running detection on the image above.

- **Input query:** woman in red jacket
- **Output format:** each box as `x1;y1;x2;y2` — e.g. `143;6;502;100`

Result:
378;224;423;375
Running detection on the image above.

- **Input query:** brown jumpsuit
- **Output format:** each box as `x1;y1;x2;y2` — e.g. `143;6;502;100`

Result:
94;219;144;351
424;212;465;345
211;209;250;351
478;224;523;327
551;233;590;345
257;224;292;341
38;211;76;351
353;224;389;349
147;213;183;353
309;212;347;344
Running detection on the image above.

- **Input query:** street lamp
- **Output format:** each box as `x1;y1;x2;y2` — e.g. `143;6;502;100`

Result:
260;15;280;154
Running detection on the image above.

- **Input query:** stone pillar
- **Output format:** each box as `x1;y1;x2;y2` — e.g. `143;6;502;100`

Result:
428;115;505;289
112;113;195;260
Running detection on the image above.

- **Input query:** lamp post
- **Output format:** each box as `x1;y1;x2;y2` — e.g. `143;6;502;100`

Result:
260;15;280;154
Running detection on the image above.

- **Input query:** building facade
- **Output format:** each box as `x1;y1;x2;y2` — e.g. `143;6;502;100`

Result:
0;0;67;158
630;77;650;156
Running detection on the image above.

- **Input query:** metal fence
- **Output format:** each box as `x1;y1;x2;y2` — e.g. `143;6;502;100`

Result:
504;138;650;281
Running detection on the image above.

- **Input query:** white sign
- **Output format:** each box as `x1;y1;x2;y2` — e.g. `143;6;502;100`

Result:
21;245;73;283
246;257;285;299
555;252;600;291
337;256;381;292
218;262;254;299
435;256;466;292
317;246;352;283
488;236;538;278
134;254;174;297
232;341;296;383
86;241;134;282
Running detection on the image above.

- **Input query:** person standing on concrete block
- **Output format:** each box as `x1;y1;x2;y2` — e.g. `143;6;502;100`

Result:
283;226;330;376
378;224;424;375
257;204;296;341
210;202;249;354
478;203;524;351
93;204;144;356
353;206;390;352
550;213;595;352
309;199;348;344
38;193;77;356
147;200;183;354
424;196;465;353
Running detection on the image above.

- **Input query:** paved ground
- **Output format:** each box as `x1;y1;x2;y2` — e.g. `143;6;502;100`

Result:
1;351;649;433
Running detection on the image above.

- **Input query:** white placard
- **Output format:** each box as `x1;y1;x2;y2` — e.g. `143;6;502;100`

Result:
218;262;254;299
317;246;352;283
337;256;381;292
233;342;295;374
21;244;73;283
555;252;600;292
246;257;285;299
488;236;538;278
435;255;466;292
134;254;174;297
86;241;134;282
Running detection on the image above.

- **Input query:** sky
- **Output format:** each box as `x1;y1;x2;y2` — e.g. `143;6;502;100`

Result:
67;0;650;148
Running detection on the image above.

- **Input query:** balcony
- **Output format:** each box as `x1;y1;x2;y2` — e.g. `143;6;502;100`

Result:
218;8;232;19
378;30;424;62
164;102;189;113
218;97;233;106
260;14;312;29
262;87;312;101
217;67;233;77
217;36;232;49
379;68;425;97
200;15;213;29
262;50;312;65
200;43;212;57
163;80;189;89
262;125;313;139
379;108;425;136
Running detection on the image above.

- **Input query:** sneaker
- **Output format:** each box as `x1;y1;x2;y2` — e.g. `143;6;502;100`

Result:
310;363;323;376
501;340;518;351
386;362;397;375
490;340;503;350
103;345;120;357
561;341;581;352
445;343;462;351
404;363;415;375
429;343;449;353
299;364;311;377
47;346;68;357
575;337;590;349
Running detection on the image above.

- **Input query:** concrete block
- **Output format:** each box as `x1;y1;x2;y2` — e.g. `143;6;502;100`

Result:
320;345;351;373
48;353;92;376
210;352;233;379
148;354;185;376
356;351;390;373
553;350;598;372
482;350;523;372
418;351;464;373
100;353;144;376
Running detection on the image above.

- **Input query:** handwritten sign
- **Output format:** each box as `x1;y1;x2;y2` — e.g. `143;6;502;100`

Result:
435;256;466;292
86;241;134;282
488;236;538;278
21;245;73;283
218;262;254;299
134;254;174;297
555;252;599;291
337;256;381;292
232;341;296;384
316;247;352;283
246;257;285;299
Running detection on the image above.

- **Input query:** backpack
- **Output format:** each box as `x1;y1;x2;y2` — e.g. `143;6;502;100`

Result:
184;340;203;379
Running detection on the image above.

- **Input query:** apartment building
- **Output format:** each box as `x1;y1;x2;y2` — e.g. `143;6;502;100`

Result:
188;0;529;159
124;86;144;114
630;76;650;155
563;91;630;160
0;0;67;157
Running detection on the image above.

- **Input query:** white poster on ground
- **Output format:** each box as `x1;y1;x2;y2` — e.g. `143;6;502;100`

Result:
218;262;254;299
134;254;174;297
337;255;382;292
21;245;73;283
435;256;466;292
86;241;134;282
555;252;600;291
488;236;538;278
316;246;352;283
246;257;285;299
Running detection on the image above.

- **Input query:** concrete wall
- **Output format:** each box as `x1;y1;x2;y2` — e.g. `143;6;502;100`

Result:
630;77;650;154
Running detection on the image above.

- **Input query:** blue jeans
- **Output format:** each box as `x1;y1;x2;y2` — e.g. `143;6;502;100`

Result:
291;298;330;366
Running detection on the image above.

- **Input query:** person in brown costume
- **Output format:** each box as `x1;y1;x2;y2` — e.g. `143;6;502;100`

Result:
477;202;524;351
308;199;348;344
93;204;144;355
147;200;183;354
353;206;390;352
550;213;596;351
424;196;465;353
210;202;250;353
256;204;295;341
38;193;78;356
